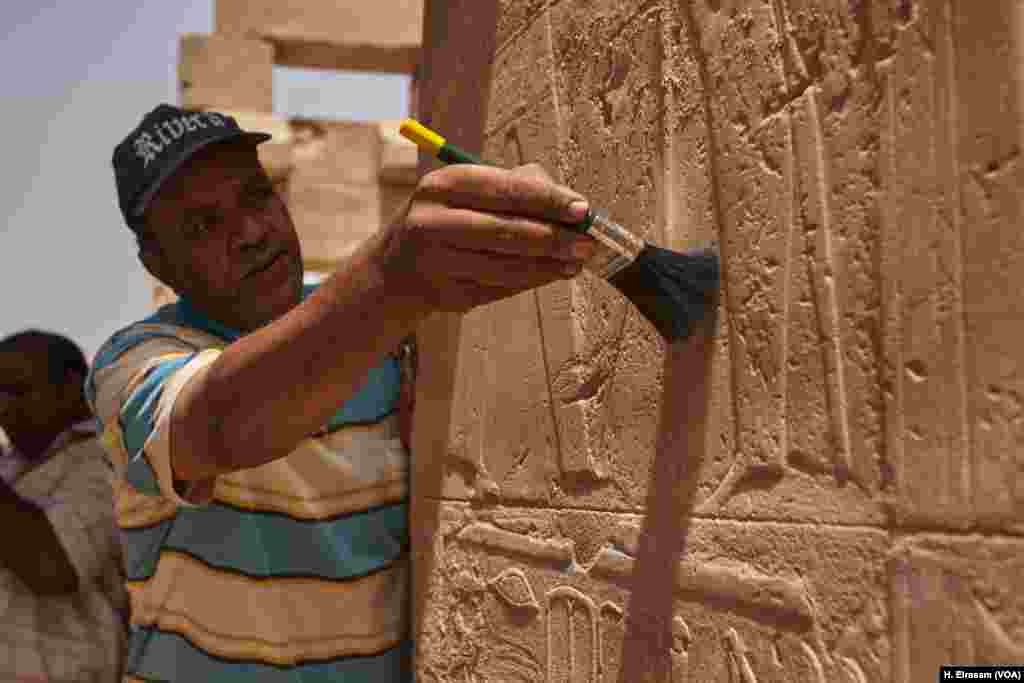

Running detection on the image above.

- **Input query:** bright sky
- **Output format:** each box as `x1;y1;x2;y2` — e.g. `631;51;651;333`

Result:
0;1;409;360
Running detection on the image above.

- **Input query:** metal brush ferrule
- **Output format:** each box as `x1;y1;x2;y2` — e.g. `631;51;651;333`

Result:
581;210;646;279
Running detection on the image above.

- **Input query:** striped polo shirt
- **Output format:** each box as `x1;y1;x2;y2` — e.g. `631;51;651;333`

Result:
86;284;411;682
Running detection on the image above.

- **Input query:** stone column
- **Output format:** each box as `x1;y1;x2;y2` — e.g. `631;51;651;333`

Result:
409;1;1024;681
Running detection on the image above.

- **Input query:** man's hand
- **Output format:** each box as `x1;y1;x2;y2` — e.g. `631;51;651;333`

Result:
372;163;597;313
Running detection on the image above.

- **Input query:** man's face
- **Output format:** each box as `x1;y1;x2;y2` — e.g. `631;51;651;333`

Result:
0;348;67;458
143;141;304;331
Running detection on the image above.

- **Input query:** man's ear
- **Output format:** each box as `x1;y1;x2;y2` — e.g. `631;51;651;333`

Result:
138;238;159;278
139;237;172;288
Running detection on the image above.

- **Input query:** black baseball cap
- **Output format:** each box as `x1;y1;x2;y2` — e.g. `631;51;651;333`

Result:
112;104;271;231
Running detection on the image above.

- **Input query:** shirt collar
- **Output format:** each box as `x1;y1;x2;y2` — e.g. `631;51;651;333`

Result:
175;297;244;342
174;284;315;343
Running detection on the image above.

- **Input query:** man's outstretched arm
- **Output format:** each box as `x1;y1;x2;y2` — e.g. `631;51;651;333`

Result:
171;163;595;485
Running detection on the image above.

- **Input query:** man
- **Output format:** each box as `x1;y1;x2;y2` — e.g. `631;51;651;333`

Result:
0;330;126;682
89;104;596;681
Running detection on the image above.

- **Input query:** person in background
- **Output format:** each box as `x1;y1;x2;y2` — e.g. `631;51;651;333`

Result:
0;330;127;682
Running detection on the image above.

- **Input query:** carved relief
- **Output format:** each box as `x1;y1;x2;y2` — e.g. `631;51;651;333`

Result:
724;628;760;683
670;616;692;683
419;507;888;682
489;568;542;614
601;602;626;683
891;535;1024;678
547;586;600;683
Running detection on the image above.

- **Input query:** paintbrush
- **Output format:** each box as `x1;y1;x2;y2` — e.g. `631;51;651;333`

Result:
399;119;720;343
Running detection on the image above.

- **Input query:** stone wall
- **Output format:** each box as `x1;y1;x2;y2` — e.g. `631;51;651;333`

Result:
409;1;1024;681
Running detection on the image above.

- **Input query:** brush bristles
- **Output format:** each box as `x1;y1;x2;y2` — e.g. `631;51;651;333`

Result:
606;244;720;343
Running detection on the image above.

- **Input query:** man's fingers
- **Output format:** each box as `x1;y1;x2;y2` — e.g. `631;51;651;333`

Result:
513;162;555;183
442;279;528;313
417;164;589;225
408;203;596;262
423;244;582;289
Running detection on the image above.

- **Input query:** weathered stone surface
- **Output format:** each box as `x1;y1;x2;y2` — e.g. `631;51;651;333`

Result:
487;7;553;137
417;502;890;682
495;0;549;54
178;34;274;112
377;121;418;185
951;0;1024;534
411;0;1024;676
408;0;505;651
219;110;294;182
419;0;899;525
287;181;379;268
890;534;1024;680
283;119;382;268
215;0;422;73
376;120;418;230
289;119;381;186
877;1;970;532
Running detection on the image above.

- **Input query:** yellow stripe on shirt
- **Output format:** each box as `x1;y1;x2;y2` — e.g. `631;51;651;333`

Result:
125;550;408;666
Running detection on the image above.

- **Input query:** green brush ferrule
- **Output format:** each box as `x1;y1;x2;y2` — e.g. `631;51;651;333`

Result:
438;143;483;165
560;210;593;235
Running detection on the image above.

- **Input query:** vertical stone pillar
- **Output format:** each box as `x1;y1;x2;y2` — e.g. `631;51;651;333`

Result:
410;1;1024;681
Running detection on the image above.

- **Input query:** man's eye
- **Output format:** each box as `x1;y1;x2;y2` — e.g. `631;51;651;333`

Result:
184;216;213;239
0;384;29;397
247;186;275;206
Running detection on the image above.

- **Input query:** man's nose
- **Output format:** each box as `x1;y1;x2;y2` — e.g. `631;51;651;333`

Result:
235;211;270;249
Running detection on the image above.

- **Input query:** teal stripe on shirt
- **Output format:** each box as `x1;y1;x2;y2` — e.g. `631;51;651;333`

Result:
90;283;402;459
104;328;400;499
127;627;411;682
119;354;195;496
122;501;408;581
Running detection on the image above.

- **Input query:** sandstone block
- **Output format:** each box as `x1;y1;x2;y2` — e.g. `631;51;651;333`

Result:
289;119;381;186
215;0;422;73
876;0;1024;533
218;110;294;183
890;534;1024;680
487;7;552;133
416;503;890;682
495;0;548;53
286;181;379;268
178;34;274;112
419;1;893;525
377;121;419;185
409;0;1024;679
952;0;1024;533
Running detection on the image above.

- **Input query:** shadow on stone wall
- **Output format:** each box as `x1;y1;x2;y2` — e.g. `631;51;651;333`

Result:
617;307;719;682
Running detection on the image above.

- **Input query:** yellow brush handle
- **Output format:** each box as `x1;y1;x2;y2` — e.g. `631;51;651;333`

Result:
399;119;446;156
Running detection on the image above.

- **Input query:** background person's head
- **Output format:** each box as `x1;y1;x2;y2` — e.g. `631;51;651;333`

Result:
0;330;91;460
113;105;304;332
